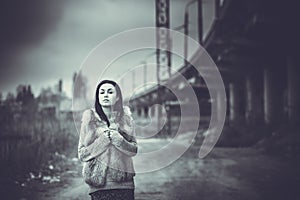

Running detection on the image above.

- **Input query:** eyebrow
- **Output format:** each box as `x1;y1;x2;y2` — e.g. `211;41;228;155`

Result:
100;88;113;91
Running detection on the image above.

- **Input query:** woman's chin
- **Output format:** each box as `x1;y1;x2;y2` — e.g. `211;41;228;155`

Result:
101;103;112;107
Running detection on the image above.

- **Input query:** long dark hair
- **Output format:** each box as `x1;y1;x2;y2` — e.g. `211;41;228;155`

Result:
95;80;124;127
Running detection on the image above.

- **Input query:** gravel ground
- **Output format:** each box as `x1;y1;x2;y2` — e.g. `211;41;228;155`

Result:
7;137;300;200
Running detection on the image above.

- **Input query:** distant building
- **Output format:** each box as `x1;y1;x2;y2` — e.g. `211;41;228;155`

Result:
37;80;72;120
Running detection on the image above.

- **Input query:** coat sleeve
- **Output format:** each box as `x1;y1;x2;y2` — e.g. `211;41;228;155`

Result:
78;109;111;162
111;130;137;157
111;107;137;157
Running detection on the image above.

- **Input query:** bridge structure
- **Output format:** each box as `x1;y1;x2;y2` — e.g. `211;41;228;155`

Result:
129;0;299;137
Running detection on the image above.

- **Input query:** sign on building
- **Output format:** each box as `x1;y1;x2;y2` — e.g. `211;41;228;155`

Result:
156;0;171;83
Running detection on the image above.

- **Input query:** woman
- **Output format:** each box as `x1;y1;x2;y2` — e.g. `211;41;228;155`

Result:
78;80;137;200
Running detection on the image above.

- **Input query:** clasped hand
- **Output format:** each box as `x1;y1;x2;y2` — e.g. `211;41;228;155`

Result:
110;129;123;143
105;122;123;143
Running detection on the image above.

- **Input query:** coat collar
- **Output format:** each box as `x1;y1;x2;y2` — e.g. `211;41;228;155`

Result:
90;108;126;121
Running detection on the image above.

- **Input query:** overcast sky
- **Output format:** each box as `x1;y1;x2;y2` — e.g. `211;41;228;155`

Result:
0;0;215;98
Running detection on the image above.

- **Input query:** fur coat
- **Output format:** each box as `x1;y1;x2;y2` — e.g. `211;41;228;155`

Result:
78;106;137;188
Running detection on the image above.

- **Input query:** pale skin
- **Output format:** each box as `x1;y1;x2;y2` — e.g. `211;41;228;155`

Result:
98;83;119;119
99;83;127;142
83;83;122;146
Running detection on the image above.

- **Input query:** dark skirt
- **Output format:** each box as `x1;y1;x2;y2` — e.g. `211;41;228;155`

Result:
90;189;134;200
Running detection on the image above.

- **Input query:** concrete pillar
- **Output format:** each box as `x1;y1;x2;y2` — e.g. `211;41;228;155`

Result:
245;77;254;124
229;82;247;124
140;107;145;118
144;107;149;118
216;90;225;123
156;104;163;133
229;83;239;122
151;105;155;117
245;74;264;125
137;108;142;117
287;56;300;125
131;107;137;117
263;68;284;128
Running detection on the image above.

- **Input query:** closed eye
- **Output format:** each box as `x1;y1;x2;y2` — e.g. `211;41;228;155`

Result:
107;89;114;94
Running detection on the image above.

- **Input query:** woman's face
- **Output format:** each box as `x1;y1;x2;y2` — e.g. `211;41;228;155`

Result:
98;83;118;107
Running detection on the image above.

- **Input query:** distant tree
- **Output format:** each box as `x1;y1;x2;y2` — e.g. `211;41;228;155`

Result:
5;92;15;104
38;87;54;104
38;86;63;104
0;92;15;133
73;72;77;89
58;79;63;93
53;79;64;94
28;85;34;98
16;84;37;117
73;71;87;99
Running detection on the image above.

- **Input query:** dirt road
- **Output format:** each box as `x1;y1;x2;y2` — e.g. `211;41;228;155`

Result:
19;138;300;200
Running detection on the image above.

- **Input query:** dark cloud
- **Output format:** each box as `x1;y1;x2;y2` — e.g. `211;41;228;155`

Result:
0;0;66;86
0;0;203;96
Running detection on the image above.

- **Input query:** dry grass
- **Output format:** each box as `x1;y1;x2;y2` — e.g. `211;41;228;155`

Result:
0;112;78;180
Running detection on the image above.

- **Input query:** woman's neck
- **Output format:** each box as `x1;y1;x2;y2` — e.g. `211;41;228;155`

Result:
102;106;112;118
